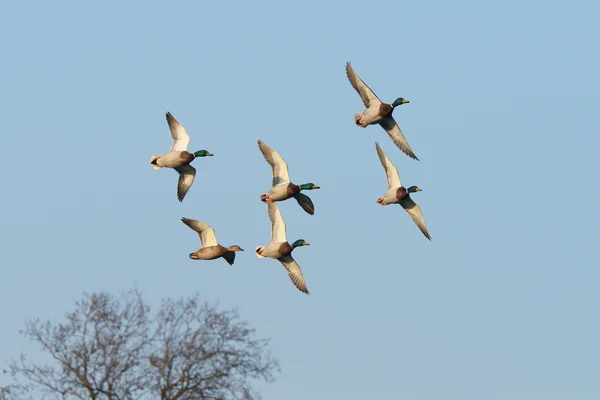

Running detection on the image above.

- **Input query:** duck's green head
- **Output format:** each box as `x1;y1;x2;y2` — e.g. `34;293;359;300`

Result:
291;239;310;248
193;150;214;157
392;98;410;107
407;186;422;193
300;183;320;190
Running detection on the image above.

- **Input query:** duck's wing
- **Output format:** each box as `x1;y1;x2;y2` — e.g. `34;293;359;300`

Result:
268;202;287;243
258;140;290;186
279;255;309;295
379;117;419;161
375;142;401;189
181;217;219;247
174;165;196;202
345;62;382;108
399;197;432;240
166;112;191;152
293;193;315;215
222;251;236;266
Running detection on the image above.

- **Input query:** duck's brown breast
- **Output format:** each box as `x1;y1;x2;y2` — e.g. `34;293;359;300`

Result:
287;183;301;196
396;187;409;202
279;242;293;257
379;103;394;118
180;151;195;165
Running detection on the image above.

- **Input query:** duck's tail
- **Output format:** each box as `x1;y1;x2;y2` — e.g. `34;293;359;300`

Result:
354;114;366;127
150;155;162;170
255;246;266;259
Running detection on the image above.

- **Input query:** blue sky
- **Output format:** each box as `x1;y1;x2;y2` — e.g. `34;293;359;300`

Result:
1;0;599;398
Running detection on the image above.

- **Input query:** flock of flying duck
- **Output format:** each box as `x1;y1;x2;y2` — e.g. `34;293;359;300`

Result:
150;62;431;295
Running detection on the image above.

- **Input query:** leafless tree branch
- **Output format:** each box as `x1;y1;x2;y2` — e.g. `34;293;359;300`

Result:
6;289;278;400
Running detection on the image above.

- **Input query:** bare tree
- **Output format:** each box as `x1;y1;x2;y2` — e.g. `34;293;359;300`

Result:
0;372;26;400
7;289;279;400
148;297;277;400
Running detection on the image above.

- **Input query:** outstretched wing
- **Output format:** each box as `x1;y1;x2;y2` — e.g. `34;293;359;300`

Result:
258;140;290;187
293;193;315;215
345;62;382;108
166;112;191;152
268;202;287;243
279;255;309;294
400;197;432;240
181;217;219;247
375;142;401;189
174;165;196;202
379;117;419;161
222;251;236;265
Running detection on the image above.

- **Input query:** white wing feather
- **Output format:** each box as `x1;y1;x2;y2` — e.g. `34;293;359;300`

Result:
258;140;290;186
268;202;287;243
345;62;382;108
375;142;401;189
181;218;219;247
166;112;191;152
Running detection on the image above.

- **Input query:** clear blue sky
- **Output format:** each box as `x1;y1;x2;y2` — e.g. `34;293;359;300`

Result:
1;0;599;398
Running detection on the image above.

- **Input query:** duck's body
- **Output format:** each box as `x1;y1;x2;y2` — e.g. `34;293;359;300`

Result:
375;142;431;240
151;150;196;169
354;103;395;127
188;245;239;264
256;241;294;259
255;202;311;294
181;217;244;265
378;186;412;206
150;112;213;202
260;182;301;202
257;140;320;215
345;62;419;160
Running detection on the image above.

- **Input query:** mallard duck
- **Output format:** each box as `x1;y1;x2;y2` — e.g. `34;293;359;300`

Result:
150;112;214;202
375;142;431;240
346;62;419;161
255;202;311;294
181;217;244;265
257;140;320;215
